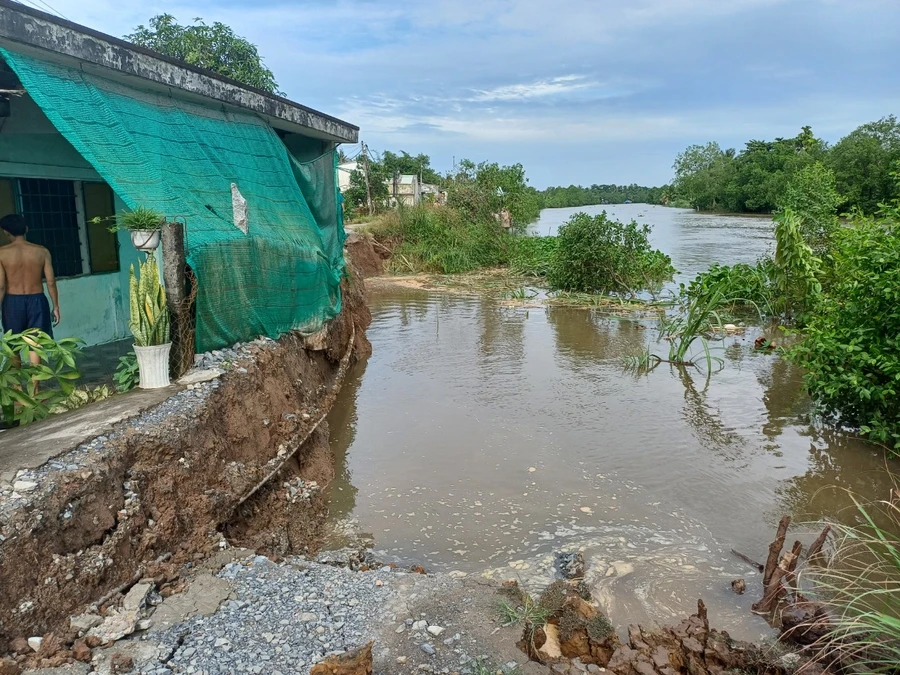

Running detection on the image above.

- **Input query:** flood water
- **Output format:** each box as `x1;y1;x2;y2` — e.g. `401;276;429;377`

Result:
326;204;897;641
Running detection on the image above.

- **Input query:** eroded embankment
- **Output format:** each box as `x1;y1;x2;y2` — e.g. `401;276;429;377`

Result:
0;250;373;651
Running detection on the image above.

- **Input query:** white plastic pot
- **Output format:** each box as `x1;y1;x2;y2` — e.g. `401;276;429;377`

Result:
134;343;172;389
130;229;161;252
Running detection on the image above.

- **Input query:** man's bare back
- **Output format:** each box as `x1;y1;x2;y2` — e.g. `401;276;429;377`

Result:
0;240;51;295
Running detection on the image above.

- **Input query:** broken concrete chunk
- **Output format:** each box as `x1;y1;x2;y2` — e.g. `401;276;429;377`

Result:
27;636;43;652
13;481;37;493
122;582;153;613
70;613;104;633
178;368;225;385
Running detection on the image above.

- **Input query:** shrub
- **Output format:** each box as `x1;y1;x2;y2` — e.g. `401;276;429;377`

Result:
547;211;673;294
789;213;900;451
509;236;557;277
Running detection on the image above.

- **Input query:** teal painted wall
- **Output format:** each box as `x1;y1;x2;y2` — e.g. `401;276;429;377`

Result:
0;94;138;347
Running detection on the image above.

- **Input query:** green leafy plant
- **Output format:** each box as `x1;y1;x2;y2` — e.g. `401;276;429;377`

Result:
547;211;673;295
657;288;728;372
772;208;822;323
49;385;114;413
788;208;900;451
114;352;140;392
0;329;83;425
680;261;775;317
130;255;171;346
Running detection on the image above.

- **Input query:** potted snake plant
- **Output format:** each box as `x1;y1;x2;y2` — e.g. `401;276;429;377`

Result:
129;254;171;388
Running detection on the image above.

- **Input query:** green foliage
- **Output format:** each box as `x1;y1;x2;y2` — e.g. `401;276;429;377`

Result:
681;261;776;316
778;162;842;254
370;205;509;275
673;141;737;210
111;205;164;232
540;183;668;208
547;211;673;295
803;495;900;671
126;15;280;93
344;160;390;216
509;236;557;277
672;120;900;216
829;115;900;214
0;329;83;425
657;288;727;371
789;209;900;450
773;208;822;322
446;159;542;229
129;255;171;347
114;352;140;392
382;150;441;185
49;385;114;413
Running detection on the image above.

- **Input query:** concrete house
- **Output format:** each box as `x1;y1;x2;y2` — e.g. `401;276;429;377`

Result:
0;1;358;351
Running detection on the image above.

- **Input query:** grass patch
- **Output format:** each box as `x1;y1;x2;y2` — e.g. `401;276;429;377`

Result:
367;204;510;275
498;595;552;628
802;494;900;672
509;235;557;277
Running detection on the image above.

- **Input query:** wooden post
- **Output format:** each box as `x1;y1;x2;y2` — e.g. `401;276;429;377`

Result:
161;221;192;378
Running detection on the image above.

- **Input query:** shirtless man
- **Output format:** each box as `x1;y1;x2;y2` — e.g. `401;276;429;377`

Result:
0;214;61;364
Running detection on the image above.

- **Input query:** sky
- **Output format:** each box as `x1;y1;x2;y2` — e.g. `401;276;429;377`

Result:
18;0;900;188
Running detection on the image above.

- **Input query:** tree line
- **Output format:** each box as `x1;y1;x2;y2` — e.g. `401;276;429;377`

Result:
539;184;667;208
672;117;900;214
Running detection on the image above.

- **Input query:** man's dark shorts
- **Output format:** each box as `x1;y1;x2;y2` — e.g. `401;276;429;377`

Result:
1;293;53;337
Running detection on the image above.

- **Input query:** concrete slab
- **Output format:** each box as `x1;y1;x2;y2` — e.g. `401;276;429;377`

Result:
0;386;179;480
148;573;233;631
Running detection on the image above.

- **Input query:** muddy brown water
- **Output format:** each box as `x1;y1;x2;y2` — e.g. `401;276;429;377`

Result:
326;204;897;641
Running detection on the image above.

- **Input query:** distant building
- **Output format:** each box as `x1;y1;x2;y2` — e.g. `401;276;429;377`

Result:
337;161;360;193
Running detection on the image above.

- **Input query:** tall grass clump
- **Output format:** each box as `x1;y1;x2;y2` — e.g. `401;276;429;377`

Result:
509;236;557;277
369;204;509;274
801;494;900;672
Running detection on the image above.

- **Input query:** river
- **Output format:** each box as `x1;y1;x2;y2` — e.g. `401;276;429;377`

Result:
325;204;897;641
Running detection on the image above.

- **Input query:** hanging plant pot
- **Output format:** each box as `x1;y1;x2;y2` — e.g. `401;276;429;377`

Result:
130;229;161;252
133;343;172;389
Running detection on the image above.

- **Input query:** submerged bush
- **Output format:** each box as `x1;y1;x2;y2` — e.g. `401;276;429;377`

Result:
789;212;900;451
681;260;776;316
369;204;509;275
547;211;673;294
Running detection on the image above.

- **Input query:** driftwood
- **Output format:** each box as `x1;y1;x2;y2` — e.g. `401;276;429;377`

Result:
806;525;832;562
754;539;802;614
731;549;764;572
762;516;791;587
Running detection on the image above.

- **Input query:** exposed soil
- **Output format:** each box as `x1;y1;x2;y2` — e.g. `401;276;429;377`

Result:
0;245;374;657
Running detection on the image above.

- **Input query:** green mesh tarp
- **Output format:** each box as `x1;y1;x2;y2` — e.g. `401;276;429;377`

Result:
1;47;344;352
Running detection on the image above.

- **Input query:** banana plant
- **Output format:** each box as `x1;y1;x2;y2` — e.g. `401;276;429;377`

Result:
129;254;170;347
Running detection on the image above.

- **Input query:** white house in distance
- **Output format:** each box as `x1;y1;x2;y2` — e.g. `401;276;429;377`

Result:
337;161;443;207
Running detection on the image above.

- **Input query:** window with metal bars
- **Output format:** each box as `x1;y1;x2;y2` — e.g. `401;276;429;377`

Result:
0;178;120;277
17;178;83;277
